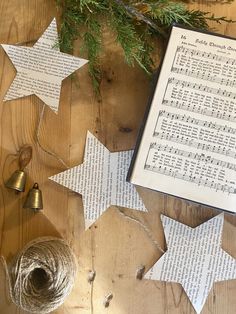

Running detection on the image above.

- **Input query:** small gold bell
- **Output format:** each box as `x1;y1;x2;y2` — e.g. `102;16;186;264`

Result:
23;183;43;211
5;145;32;193
5;170;27;192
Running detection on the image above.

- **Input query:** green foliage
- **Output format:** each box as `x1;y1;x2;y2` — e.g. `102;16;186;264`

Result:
109;3;153;72
56;0;235;92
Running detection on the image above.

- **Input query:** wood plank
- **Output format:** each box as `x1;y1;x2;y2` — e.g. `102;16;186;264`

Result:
69;2;236;313
0;1;70;313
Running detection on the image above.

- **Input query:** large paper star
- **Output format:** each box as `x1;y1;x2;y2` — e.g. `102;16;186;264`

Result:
49;131;147;229
145;213;236;314
1;18;88;113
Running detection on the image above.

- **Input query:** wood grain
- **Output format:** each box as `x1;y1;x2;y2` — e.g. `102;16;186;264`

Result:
0;1;236;313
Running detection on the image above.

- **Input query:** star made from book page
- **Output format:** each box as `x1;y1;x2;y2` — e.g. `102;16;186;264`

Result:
145;213;236;314
1;18;88;113
49;131;147;229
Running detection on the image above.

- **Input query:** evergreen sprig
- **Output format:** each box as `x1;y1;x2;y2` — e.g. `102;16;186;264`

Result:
56;0;235;92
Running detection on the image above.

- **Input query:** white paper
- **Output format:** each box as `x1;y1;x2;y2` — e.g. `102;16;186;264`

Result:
145;214;236;313
1;18;88;112
130;26;236;213
49;131;147;229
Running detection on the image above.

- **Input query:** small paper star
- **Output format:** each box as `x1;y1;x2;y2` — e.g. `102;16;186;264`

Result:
145;213;236;314
49;131;147;229
1;18;88;112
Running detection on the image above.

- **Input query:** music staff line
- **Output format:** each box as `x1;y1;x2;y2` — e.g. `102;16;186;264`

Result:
171;67;236;88
144;163;236;194
148;143;236;171
156;110;236;135
177;46;236;66
162;99;236;123
154;132;236;159
167;77;236;99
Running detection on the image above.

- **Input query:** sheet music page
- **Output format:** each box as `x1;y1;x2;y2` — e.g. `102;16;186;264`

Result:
130;26;236;212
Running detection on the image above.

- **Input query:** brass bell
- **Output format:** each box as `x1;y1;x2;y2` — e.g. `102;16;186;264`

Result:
5;170;27;192
23;183;43;211
5;145;32;193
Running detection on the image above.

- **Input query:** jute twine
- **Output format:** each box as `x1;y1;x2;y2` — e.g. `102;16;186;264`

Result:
1;237;77;313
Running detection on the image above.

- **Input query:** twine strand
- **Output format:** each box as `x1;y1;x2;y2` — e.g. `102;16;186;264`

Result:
116;208;165;253
1;237;77;313
36;104;70;169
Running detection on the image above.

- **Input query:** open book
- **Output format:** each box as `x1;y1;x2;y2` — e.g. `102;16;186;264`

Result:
128;25;236;213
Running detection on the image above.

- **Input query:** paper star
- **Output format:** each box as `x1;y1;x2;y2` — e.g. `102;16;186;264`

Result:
49;131;147;229
1;18;88;113
145;213;236;314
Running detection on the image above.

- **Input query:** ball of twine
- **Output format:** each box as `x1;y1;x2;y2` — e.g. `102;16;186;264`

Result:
5;237;77;313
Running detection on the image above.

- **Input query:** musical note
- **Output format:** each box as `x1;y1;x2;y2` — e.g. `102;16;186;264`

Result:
147;143;236;171
171;67;236;88
167;77;236;99
176;46;236;65
144;163;236;194
162;100;236;123
154;132;236;158
155;111;236;135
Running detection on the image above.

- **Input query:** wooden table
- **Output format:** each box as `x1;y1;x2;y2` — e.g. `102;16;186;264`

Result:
0;1;236;313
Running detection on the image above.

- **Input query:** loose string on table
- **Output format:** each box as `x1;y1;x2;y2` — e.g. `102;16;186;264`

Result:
116;207;165;254
116;207;165;280
36;104;70;169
